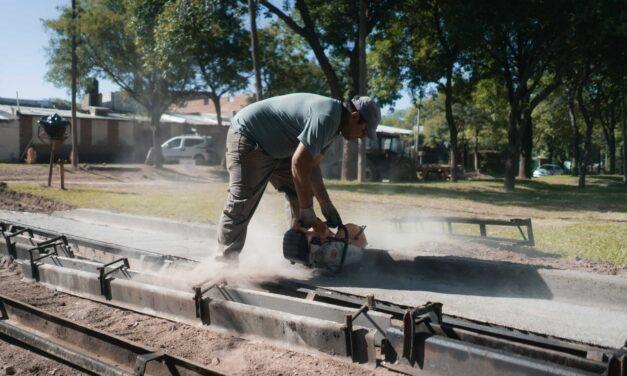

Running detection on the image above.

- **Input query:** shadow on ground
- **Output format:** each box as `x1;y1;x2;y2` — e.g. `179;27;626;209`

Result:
292;250;555;300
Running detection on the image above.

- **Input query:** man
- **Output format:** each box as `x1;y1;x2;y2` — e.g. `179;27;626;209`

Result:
217;92;380;262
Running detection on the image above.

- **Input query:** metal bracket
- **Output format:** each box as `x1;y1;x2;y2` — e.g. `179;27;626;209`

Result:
26;237;69;281
344;294;374;361
133;352;166;376
193;281;226;324
402;302;443;364
607;345;627;376
97;258;130;299
1;223;34;258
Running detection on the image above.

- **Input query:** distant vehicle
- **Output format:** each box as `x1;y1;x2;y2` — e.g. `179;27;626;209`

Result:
533;163;564;177
161;135;218;165
323;125;416;182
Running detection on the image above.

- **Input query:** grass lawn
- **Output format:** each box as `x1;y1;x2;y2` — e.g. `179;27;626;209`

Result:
7;174;627;265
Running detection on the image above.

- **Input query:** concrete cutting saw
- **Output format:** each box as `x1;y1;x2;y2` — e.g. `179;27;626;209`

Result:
283;220;367;273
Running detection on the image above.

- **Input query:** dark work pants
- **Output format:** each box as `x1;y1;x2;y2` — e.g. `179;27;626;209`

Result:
217;128;299;259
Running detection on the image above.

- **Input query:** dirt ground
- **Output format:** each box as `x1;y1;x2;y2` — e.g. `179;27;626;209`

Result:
0;182;73;213
0;163;225;186
0;257;392;376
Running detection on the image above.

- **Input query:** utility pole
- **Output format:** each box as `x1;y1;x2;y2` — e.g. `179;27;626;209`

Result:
356;0;367;182
248;0;262;101
70;0;79;168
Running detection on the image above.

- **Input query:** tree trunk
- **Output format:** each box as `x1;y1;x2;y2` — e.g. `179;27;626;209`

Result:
341;141;350;181
622;91;626;184
577;87;593;188
248;0;262;101
212;95;223;127
598;104;617;175
608;136;616;174
444;69;459;182
567;94;580;175
518;109;532;179
473;128;480;173
356;0;367;182
151;109;163;169
504;109;519;192
70;0;79;168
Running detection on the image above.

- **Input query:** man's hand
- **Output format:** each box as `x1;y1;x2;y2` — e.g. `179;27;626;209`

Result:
299;207;317;228
320;201;342;227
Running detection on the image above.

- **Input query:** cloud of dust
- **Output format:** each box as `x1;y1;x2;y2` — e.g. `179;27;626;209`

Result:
344;207;458;261
173;196;315;288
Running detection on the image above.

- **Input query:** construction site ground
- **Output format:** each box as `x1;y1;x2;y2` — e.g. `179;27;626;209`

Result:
1;163;626;375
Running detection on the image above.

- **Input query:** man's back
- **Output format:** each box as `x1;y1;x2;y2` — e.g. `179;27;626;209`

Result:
232;93;341;158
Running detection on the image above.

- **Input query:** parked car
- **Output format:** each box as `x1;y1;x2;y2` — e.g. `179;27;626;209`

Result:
532;163;564;177
161;135;218;165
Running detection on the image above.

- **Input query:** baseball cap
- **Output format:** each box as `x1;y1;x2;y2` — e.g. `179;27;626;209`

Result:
351;96;381;140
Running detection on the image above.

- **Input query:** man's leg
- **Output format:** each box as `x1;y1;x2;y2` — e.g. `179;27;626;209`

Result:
217;129;275;260
269;158;299;228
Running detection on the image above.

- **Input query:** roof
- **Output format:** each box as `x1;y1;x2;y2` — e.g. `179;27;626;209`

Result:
376;124;413;135
161;113;230;127
0;109;18;122
0;104;228;127
0;104;137;121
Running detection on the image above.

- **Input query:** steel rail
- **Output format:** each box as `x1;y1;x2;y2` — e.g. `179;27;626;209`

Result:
2;221;625;376
0;294;222;376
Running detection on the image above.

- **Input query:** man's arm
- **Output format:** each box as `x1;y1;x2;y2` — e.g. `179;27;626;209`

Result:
311;163;331;204
291;142;319;209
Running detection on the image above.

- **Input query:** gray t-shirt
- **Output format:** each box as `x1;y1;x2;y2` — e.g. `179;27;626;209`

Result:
231;93;341;159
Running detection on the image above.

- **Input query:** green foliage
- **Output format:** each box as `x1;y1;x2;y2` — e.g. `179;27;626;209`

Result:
42;3;94;94
257;22;329;97
368;35;404;106
156;0;250;109
533;88;575;162
262;0;404;101
44;0;193;115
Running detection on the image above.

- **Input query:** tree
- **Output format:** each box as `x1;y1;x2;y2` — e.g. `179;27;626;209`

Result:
157;0;250;127
468;0;572;190
559;0;624;187
257;22;329;97
44;0;193;167
43;3;92;94
248;0;263;101
400;0;476;181
596;82;620;174
257;0;402;180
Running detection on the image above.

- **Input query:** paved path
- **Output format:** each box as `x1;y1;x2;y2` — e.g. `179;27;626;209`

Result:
1;209;626;348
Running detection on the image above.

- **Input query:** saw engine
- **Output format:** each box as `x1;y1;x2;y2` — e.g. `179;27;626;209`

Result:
283;221;367;272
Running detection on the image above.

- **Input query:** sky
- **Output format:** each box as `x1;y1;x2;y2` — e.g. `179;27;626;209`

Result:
0;1;411;112
0;1;117;100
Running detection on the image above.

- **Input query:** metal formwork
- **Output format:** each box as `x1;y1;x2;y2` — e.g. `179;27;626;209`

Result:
1;220;626;376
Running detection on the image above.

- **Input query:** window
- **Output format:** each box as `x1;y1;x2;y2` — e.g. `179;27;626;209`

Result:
183;138;204;147
203;98;209;105
164;138;181;148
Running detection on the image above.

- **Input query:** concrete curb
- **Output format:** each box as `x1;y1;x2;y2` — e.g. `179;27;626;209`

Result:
54;208;217;239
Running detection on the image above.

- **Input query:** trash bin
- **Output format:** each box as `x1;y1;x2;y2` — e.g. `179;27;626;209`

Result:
38;113;70;140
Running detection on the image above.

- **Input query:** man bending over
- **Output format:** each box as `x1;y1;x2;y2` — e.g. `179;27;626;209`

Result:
217;93;380;263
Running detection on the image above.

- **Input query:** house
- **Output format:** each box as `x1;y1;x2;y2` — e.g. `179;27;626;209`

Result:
0;109;20;161
0;98;229;163
171;93;252;119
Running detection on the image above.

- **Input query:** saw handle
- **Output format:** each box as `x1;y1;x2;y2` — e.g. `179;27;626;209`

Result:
336;223;349;273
